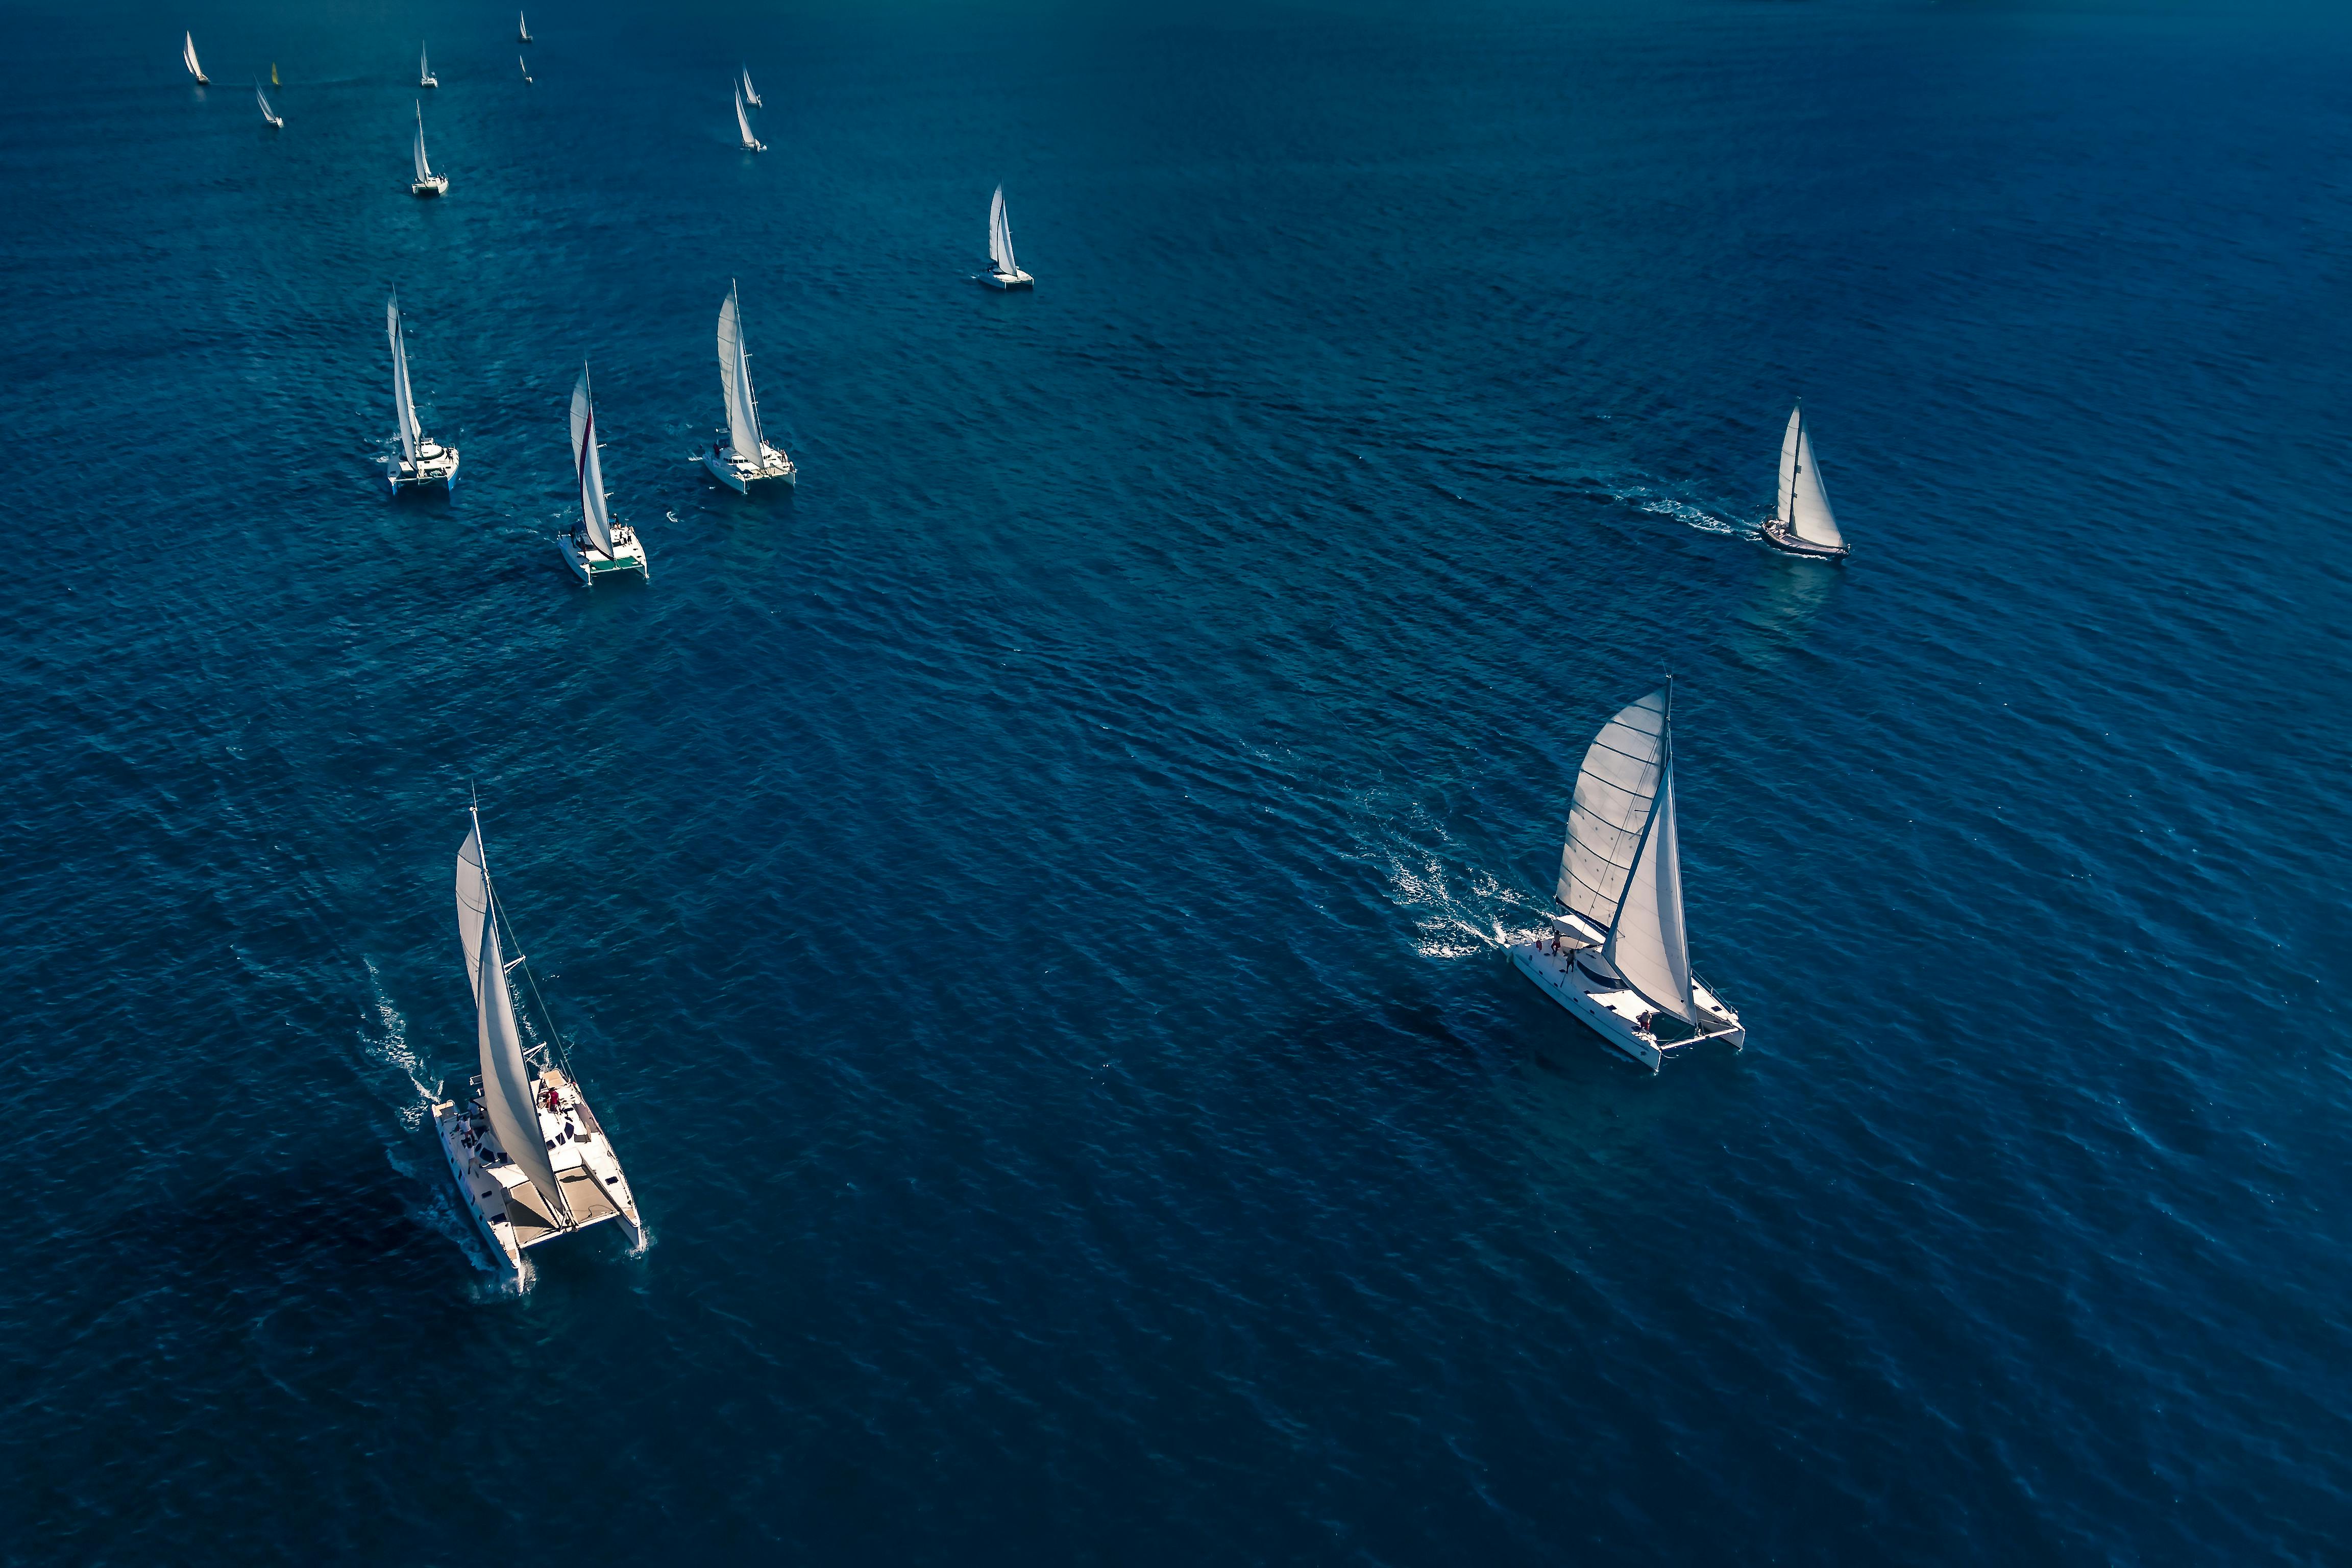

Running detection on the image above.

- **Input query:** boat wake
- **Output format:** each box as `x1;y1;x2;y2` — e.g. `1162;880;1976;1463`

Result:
1610;482;1752;538
360;958;433;1129
1375;841;1555;960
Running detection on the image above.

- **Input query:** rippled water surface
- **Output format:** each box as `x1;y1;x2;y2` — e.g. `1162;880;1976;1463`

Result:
6;0;2351;1560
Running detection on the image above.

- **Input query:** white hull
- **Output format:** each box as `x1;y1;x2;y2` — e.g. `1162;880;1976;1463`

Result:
980;268;1034;290
701;440;796;494
1760;517;1848;560
430;1061;643;1286
389;442;460;491
559;526;650;584
421;76;438;88
412;175;449;198
1508;915;1743;1073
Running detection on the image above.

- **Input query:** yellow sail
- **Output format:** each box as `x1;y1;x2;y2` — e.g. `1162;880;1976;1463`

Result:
270;62;279;85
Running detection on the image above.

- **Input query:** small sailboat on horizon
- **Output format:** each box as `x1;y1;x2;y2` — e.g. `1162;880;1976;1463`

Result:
560;365;651;584
979;184;1033;289
1759;402;1850;560
740;66;761;107
385;294;459;492
182;31;208;85
430;804;643;1287
270;62;279;86
418;41;437;89
520;55;531;84
518;11;532;43
703;280;797;493
254;81;282;129
410;101;448;196
733;84;764;152
1508;682;1744;1071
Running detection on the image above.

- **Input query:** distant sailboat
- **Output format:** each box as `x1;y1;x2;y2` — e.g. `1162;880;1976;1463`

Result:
270;62;279;86
1508;682;1745;1071
559;365;651;583
182;31;208;85
520;55;531;84
418;41;437;89
734;85;764;152
430;804;643;1286
254;81;282;129
980;184;1034;289
740;66;761;108
1759;403;1849;559
702;280;798;493
385;295;460;491
410;101;448;196
518;11;531;43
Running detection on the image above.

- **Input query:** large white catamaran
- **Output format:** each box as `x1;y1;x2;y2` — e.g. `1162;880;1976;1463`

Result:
385;295;459;490
1509;683;1744;1071
559;365;651;583
410;102;448;197
431;807;642;1287
981;184;1034;289
182;32;208;84
702;280;796;493
1759;403;1849;560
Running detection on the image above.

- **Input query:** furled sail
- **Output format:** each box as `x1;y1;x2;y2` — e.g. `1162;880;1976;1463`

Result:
734;86;758;150
386;297;421;462
470;865;570;1227
717;282;764;457
412;104;433;182
1556;687;1669;927
183;32;204;81
1777;406;1844;550
1603;759;1696;1022
741;67;761;107
570;367;615;556
989;185;1018;277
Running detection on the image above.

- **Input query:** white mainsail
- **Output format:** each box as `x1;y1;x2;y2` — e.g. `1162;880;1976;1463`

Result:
570;367;615;557
988;185;1018;277
741;67;761;107
1777;405;1844;550
420;42;431;83
456;820;491;1004
412;103;434;182
256;84;279;124
462;837;570;1228
1554;685;1697;1024
386;296;421;462
717;282;765;458
183;32;205;81
519;11;530;42
734;86;760;150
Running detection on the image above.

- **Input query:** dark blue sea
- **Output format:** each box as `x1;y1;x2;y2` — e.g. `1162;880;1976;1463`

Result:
6;0;2350;1559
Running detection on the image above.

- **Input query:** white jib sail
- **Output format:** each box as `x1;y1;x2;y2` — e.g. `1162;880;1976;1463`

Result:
473;877;571;1227
570;368;615;556
734;86;757;149
519;11;528;40
742;67;760;106
717;283;764;457
1556;687;1669;928
386;298;421;462
456;819;491;1005
1603;758;1697;1023
412;104;433;181
1777;406;1844;550
989;185;1018;276
184;32;202;78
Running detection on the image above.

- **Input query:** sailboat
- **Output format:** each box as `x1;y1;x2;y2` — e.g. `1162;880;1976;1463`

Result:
740;67;762;108
418;41;437;89
270;62;279;86
1759;403;1850;560
559;365;651;583
182;32;208;85
410;102;448;196
518;11;531;43
520;55;532;84
980;184;1034;289
429;805;643;1286
254;82;282;129
734;85;764;152
702;281;797;493
385;295;460;491
1508;683;1744;1071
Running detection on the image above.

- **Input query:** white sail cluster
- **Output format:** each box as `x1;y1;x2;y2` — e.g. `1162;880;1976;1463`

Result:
571;368;616;557
734;85;764;151
1556;687;1696;1023
1776;406;1844;551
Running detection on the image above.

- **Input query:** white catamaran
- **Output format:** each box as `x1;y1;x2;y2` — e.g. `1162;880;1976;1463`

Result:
182;31;208;85
740;66;762;108
385;295;459;491
410;102;448;196
981;184;1034;289
702;281;797;493
1760;403;1849;560
430;807;643;1287
560;365;651;583
418;41;437;88
734;85;764;152
1508;683;1744;1071
255;82;282;129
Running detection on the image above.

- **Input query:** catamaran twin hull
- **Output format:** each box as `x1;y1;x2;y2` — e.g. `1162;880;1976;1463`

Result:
389;446;459;491
701;441;796;494
558;527;650;584
1509;913;1744;1072
430;1064;642;1284
412;175;448;198
979;268;1034;291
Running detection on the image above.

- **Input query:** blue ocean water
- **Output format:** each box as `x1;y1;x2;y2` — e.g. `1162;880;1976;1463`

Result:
5;0;2351;1558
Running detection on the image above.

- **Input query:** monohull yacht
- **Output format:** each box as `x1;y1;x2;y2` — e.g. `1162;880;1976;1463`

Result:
255;82;282;129
702;281;797;493
520;56;531;84
410;102;448;196
1759;403;1849;560
559;365;651;583
980;184;1033;289
418;42;437;89
518;12;532;43
740;67;761;108
182;31;208;84
733;86;764;152
429;807;642;1286
1508;683;1744;1071
385;295;459;491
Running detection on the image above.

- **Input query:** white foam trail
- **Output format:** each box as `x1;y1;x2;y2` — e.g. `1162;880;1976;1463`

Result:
1611;482;1750;537
360;958;434;1128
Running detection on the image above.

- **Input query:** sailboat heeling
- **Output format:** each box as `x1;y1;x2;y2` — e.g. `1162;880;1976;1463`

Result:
1603;761;1697;1023
717;288;763;455
734;88;756;148
184;33;202;77
455;821;490;1006
570;370;615;556
989;186;1017;275
742;67;759;105
386;299;421;461
1556;687;1669;928
476;898;571;1225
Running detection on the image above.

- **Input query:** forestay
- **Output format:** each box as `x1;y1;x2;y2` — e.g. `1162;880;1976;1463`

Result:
386;298;421;462
717;283;765;457
570;368;615;556
1777;406;1844;550
989;185;1019;277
